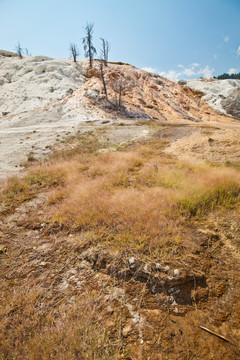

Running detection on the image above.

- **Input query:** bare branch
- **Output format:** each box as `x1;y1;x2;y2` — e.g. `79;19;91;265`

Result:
111;78;130;108
15;42;23;59
199;326;234;345
69;43;79;63
100;38;111;66
24;48;31;56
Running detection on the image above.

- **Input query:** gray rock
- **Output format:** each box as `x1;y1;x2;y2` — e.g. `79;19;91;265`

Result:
221;88;240;120
178;80;187;86
85;89;100;100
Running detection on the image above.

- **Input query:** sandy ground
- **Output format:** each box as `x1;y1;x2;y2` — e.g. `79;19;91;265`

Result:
162;122;240;164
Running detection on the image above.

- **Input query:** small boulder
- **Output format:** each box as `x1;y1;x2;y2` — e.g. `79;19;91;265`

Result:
178;80;187;86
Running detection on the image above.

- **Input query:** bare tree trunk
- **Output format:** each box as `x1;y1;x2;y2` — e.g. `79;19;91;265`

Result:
118;86;122;108
88;35;92;68
99;61;108;100
82;23;96;68
69;43;79;63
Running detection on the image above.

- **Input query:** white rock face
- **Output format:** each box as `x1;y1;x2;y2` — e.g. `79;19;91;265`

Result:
185;79;240;115
0;56;111;180
0;55;87;116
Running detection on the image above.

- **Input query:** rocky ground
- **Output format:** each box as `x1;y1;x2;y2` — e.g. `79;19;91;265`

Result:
1;53;240;359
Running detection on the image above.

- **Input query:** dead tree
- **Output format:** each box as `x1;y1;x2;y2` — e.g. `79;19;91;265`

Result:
82;22;96;68
98;60;108;100
100;38;110;66
112;78;129;109
15;42;23;59
24;48;31;56
69;43;79;63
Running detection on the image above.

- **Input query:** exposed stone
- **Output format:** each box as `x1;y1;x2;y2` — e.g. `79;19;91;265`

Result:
221;88;240;120
178;80;187;86
85;88;100;100
173;269;180;277
128;256;135;265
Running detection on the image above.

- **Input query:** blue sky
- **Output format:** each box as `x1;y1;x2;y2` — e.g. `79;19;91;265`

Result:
0;0;239;80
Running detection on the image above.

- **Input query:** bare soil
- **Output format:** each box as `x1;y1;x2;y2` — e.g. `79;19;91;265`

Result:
1;123;240;359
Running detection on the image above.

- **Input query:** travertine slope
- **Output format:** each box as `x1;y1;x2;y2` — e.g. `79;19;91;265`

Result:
183;78;240;119
0;54;236;179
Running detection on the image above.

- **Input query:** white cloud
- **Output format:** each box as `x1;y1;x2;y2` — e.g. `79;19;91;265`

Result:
145;62;214;81
142;66;157;73
182;63;200;77
228;67;238;74
199;65;214;78
159;70;182;81
224;36;229;42
214;54;218;59
160;63;214;81
237;45;240;56
190;63;200;68
183;68;195;77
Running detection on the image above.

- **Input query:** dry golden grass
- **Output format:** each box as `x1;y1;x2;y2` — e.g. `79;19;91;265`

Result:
1;136;238;258
0;289;123;360
1;133;240;359
1;135;240;258
0;166;65;214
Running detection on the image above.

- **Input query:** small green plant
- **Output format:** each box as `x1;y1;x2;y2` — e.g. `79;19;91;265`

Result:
180;181;240;216
27;152;36;162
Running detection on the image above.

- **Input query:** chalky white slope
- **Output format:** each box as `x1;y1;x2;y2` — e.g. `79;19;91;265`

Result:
0;55;110;180
185;79;240;116
0;55;86;116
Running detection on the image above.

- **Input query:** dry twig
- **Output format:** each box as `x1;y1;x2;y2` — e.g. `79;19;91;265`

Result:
199;326;233;345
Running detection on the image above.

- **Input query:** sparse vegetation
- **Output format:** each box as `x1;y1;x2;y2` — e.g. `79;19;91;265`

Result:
2;135;240;257
0;167;65;214
1;128;240;359
0;290;123;359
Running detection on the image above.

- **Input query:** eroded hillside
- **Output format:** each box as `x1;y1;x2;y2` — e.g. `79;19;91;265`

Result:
0;55;236;180
184;78;240;119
